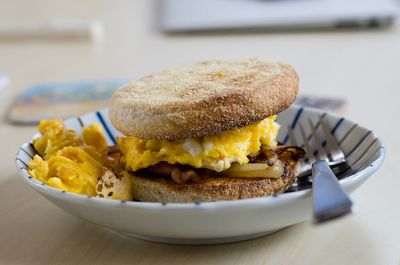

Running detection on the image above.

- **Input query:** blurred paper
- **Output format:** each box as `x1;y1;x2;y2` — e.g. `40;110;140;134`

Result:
0;20;103;41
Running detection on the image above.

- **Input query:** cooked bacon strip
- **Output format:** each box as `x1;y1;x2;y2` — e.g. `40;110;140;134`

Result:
147;162;205;184
251;146;305;164
147;163;196;184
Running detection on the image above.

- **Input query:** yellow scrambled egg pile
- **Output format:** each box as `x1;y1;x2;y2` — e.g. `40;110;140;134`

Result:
118;115;279;172
29;120;132;200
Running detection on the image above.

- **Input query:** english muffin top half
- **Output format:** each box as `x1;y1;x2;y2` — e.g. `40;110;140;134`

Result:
110;58;299;140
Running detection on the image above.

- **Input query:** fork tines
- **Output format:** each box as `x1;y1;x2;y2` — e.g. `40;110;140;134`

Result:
287;114;348;180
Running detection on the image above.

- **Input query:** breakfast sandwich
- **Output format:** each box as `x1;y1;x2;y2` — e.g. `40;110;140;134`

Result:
110;59;305;203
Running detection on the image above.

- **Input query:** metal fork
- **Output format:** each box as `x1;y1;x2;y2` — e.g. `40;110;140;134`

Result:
287;115;353;223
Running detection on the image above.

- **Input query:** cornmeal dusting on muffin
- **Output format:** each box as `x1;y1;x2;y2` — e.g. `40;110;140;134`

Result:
216;71;224;78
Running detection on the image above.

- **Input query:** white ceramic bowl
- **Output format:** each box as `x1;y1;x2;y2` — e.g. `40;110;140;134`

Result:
16;106;384;245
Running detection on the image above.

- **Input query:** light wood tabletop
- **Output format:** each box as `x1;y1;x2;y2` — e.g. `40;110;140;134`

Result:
1;1;400;264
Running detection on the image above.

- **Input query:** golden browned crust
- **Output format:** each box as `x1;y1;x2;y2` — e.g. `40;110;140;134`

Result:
110;59;299;140
129;161;300;203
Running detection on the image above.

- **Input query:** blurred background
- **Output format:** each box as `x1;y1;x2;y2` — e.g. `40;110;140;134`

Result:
1;0;400;157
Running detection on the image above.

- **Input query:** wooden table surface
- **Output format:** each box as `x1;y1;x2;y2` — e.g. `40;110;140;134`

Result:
1;1;399;264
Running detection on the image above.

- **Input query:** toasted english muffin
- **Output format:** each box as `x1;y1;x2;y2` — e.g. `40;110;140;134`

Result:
110;58;298;140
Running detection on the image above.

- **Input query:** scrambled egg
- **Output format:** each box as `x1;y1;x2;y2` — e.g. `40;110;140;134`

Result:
32;119;83;160
118;115;280;172
30;147;106;196
28;120;132;200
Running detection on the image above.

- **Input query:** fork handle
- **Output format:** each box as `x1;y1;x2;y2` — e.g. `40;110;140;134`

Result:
312;160;353;223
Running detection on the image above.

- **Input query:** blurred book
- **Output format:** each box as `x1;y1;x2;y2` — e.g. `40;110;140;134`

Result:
7;80;127;124
161;0;398;33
